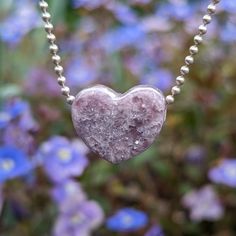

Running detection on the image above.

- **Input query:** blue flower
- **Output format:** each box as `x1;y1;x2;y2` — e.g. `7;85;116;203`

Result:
130;0;151;5
156;2;196;21
221;0;236;14
0;2;40;46
18;108;39;132
220;22;236;43
0;112;11;129
24;68;61;97
2;124;36;155
185;145;206;163
140;69;173;91
106;208;148;232
145;225;165;236
0;99;38;131
209;159;236;187
182;185;224;221
53;199;104;236
37;136;89;183
72;0;105;10
101;25;146;52
0;146;33;183
51;179;86;204
65;58;98;87
107;2;138;24
4;99;29;119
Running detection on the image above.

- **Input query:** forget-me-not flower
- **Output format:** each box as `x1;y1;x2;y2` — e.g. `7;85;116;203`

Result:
106;207;148;232
156;1;197;21
51;179;86;205
53;199;104;236
145;224;165;236
220;0;236;14
140;69;174;91
0;146;33;183
220;22;236;43
65;58;98;87
107;2;138;25
182;185;224;222
0;2;40;46
209;159;236;187
101;25;146;53
72;0;107;10
1;98;38;131
37;136;89;183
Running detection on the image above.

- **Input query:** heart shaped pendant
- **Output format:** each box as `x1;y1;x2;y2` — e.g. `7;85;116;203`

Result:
71;85;167;164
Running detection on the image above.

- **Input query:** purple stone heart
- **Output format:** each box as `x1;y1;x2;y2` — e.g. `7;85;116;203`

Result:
71;85;166;164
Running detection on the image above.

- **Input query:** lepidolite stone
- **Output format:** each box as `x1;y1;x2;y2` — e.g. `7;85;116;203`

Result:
71;85;166;164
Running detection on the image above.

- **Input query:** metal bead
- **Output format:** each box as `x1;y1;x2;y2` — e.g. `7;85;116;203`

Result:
47;33;56;42
207;4;216;14
61;86;70;96
44;23;53;33
166;95;175;104
57;76;66;85
185;55;194;65
39;0;220;107
42;12;51;21
54;65;64;75
180;65;189;75
202;14;212;25
198;25;207;35
39;1;48;10
67;96;75;105
49;44;58;54
171;86;181;95
194;35;203;45
189;45;199;55
39;0;78;105
52;55;61;65
176;76;185;85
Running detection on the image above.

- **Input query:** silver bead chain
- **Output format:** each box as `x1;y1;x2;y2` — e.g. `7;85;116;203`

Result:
39;0;75;105
166;0;221;105
38;0;220;106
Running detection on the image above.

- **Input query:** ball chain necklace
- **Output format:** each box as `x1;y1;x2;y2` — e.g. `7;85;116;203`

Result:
38;0;220;164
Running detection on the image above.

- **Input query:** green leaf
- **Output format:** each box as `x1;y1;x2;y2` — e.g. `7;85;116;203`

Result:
50;0;67;23
83;161;117;186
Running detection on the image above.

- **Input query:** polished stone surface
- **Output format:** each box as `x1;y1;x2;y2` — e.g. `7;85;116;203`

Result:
71;85;166;164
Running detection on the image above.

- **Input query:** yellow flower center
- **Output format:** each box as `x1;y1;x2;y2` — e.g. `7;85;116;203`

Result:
0;158;15;171
228;166;236;177
57;148;72;162
122;215;133;225
65;182;77;194
70;213;84;225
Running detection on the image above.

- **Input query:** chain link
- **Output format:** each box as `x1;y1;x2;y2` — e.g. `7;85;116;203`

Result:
166;0;221;104
39;0;75;105
39;0;220;106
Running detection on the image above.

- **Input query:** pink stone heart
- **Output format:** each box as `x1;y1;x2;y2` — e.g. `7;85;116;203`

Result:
71;85;166;164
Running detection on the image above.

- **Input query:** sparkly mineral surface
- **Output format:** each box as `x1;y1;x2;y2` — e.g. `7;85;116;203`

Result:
71;85;166;164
